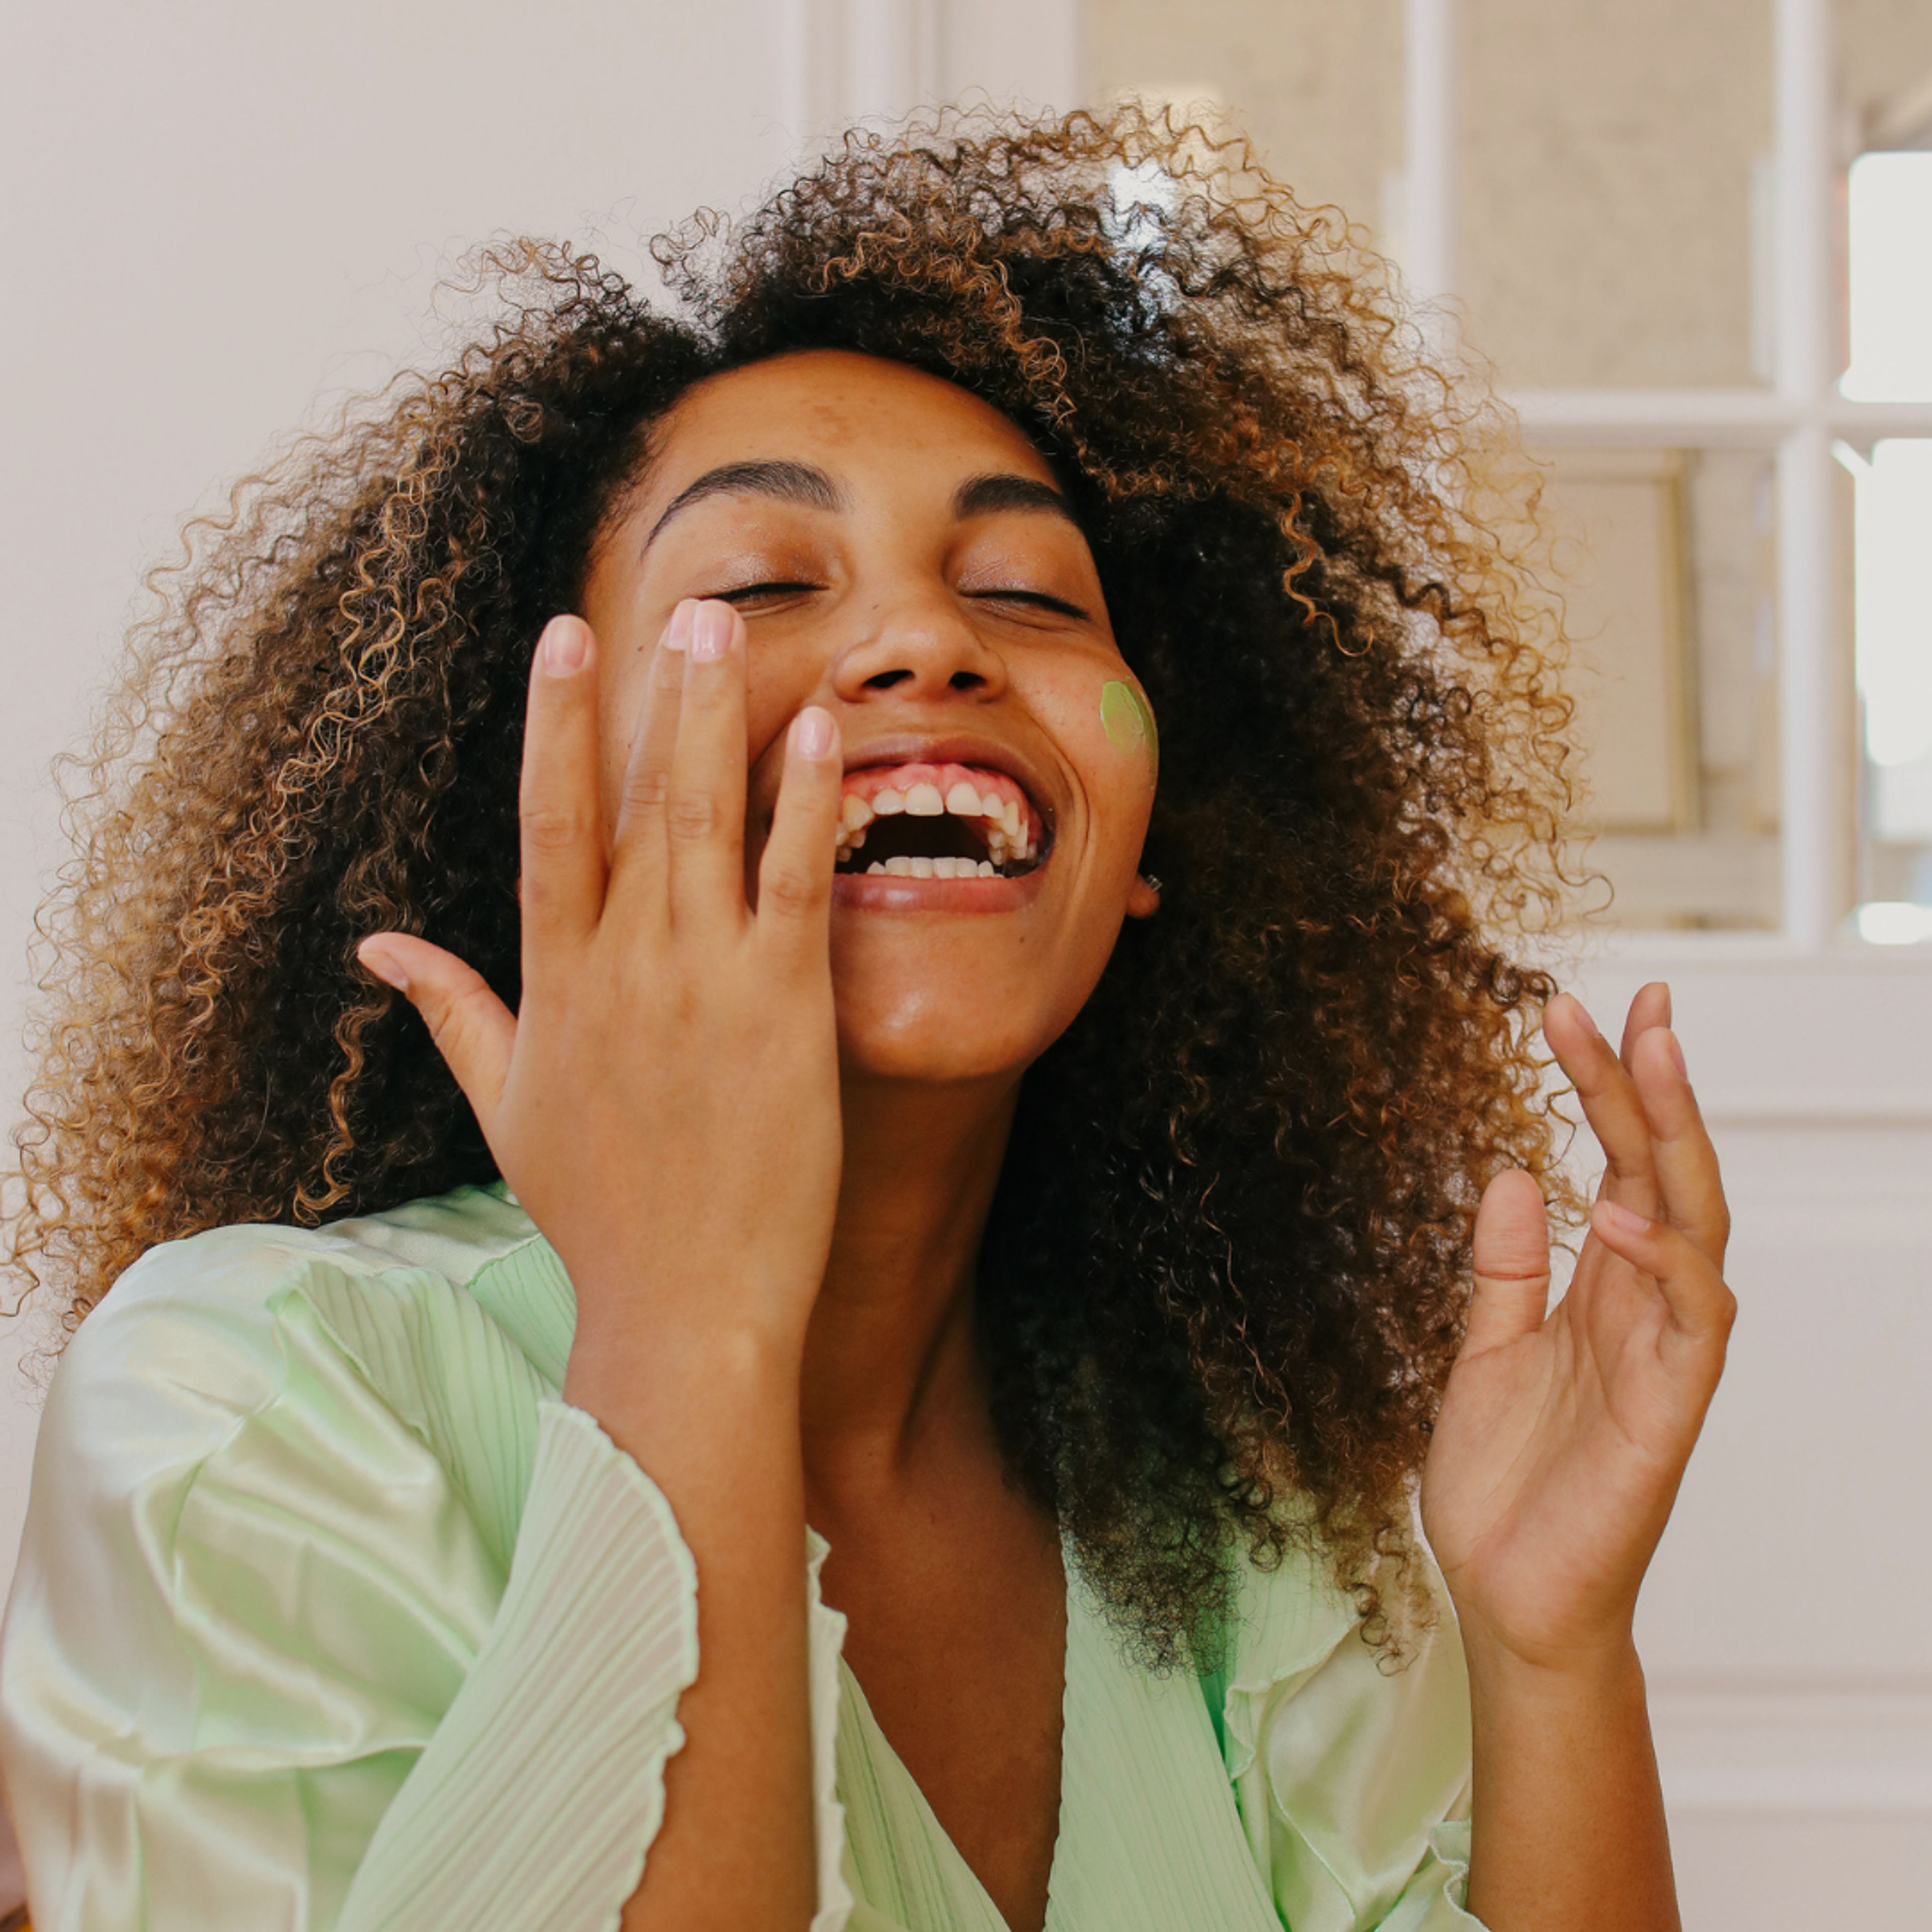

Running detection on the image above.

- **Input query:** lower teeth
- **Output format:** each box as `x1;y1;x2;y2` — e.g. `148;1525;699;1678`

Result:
861;857;1001;879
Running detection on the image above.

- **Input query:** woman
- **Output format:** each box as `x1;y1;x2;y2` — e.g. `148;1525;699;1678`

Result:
0;111;1733;1931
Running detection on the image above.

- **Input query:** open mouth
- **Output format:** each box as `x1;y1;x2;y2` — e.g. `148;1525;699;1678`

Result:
835;761;1048;880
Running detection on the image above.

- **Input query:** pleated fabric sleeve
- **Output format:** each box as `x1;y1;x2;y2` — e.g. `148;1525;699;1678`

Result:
0;1199;853;1932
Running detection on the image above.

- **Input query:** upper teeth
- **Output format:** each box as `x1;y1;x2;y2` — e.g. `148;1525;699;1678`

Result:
834;774;1038;868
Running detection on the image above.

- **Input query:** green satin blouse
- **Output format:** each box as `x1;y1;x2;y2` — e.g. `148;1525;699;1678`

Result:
0;1182;1484;1932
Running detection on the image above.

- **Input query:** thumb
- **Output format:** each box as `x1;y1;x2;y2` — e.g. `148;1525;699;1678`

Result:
1464;1167;1553;1356
358;934;515;1136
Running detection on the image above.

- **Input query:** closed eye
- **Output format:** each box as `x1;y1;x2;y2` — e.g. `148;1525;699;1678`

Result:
969;588;1091;621
711;580;822;605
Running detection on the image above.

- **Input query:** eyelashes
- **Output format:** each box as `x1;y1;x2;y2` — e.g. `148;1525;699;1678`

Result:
711;580;819;604
978;588;1090;620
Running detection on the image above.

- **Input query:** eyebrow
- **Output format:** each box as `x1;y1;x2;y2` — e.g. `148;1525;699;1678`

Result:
642;459;1080;549
951;471;1079;526
645;460;848;547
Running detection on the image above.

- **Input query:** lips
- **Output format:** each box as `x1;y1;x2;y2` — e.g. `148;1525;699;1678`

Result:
817;736;1056;907
835;760;1045;878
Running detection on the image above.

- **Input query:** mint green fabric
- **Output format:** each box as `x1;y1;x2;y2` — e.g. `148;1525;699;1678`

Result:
0;1184;1483;1931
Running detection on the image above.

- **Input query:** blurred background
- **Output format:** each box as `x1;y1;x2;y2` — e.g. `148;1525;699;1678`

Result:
4;2;1930;1924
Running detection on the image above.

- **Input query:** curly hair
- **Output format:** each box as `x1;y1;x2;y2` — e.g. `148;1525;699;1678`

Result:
8;106;1576;1664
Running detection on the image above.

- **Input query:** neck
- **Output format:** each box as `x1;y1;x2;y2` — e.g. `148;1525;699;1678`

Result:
800;1067;1020;1498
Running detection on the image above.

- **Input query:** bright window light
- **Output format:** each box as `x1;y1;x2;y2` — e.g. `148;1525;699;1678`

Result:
1856;900;1932;945
1852;440;1932;776
1843;152;1932;403
1106;159;1177;257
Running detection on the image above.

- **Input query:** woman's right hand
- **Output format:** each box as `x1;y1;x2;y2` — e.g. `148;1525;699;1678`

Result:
357;599;847;1391
362;599;838;1930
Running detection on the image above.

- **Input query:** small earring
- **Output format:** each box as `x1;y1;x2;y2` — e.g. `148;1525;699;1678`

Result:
1139;873;1163;896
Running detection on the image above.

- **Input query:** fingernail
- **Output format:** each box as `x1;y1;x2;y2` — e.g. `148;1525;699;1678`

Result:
1663;1029;1688;1079
1570;996;1601;1039
689;602;733;662
358;939;410;993
541;618;587;677
663;600;695;653
793;706;835;759
1598;1200;1650;1235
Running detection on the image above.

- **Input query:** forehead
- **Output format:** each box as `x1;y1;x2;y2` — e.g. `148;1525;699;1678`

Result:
648;349;1057;486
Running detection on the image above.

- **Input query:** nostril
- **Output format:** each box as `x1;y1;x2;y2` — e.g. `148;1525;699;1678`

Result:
948;671;986;690
863;669;915;690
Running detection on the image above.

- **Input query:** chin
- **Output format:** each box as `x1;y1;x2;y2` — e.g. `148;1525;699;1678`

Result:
832;988;1060;1087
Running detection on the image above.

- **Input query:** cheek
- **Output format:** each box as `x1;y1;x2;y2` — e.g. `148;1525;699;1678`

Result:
1098;678;1159;787
1076;675;1158;866
1031;669;1158;876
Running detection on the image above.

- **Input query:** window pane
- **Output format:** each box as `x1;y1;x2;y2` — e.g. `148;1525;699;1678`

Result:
1087;0;1401;250
1837;0;1932;162
1843;153;1932;402
1540;446;1781;929
1854;439;1932;941
1461;0;1773;389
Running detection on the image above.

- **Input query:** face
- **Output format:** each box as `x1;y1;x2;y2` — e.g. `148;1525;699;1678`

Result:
580;349;1159;1085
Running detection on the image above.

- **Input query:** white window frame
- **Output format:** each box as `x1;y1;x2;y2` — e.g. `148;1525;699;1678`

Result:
1406;0;1932;955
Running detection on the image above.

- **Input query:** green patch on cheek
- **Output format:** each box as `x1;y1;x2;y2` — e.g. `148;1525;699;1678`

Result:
1100;679;1158;783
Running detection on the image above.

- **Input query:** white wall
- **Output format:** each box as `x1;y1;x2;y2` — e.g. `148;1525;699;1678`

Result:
0;0;1078;1589
0;0;794;1579
1574;947;1932;1927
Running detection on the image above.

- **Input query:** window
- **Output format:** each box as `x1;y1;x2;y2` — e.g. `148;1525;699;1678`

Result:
1088;0;1932;947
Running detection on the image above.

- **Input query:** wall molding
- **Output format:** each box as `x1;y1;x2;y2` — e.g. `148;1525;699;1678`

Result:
1650;1683;1932;1814
1571;953;1932;1126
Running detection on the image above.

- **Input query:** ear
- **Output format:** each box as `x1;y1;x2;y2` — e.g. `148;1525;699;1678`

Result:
1126;872;1161;919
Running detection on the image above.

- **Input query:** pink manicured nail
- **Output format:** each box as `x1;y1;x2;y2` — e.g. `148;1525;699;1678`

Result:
689;602;733;662
357;939;411;994
793;706;835;759
1597;1199;1650;1236
663;600;695;653
1663;1029;1688;1079
541;618;587;677
1567;995;1601;1040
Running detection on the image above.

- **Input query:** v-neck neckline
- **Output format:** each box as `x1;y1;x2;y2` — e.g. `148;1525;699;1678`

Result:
831;1553;1283;1932
831;1535;1077;1932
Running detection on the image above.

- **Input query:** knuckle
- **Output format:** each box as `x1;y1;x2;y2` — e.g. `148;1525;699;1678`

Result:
521;802;593;853
625;766;671;814
667;790;720;841
425;981;488;1056
760;860;823;916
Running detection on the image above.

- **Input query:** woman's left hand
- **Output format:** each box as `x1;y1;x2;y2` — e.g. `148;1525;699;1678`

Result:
1420;982;1736;1670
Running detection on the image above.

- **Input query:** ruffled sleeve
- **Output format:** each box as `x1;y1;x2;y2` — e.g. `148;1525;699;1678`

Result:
0;1221;852;1932
1220;1547;1487;1931
336;1399;699;1929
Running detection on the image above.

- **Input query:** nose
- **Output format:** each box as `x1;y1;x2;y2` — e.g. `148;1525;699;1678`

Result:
830;586;1009;705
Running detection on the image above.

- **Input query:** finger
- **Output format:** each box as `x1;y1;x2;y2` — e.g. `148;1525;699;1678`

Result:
1618;980;1671;1074
754;706;843;956
519;617;608;971
359;935;515;1136
610;598;695;887
1590;1198;1738;1352
1462;1167;1553;1355
664;599;749;933
1628;1026;1731;1267
1545;992;1662;1220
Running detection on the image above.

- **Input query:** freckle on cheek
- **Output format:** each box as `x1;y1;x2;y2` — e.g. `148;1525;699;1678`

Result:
1100;680;1158;783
